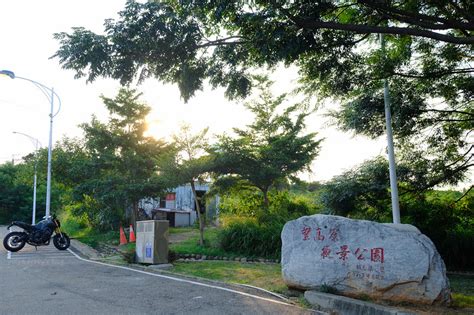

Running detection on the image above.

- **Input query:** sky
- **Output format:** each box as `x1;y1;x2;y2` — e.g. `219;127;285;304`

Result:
0;0;388;183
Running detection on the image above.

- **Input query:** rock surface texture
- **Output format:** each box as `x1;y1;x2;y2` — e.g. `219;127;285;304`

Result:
281;215;451;305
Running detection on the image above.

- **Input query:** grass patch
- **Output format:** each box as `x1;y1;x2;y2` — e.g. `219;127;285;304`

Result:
170;227;240;258
171;260;287;293
169;227;196;234
61;219;119;248
452;293;474;309
449;274;474;296
449;274;474;309
119;242;136;252
59;211;119;248
99;254;132;266
165;261;313;309
73;229;118;248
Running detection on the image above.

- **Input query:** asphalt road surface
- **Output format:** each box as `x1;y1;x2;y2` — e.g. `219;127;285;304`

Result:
0;226;319;315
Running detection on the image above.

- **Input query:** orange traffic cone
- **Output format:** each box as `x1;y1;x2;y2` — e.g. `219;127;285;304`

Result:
119;226;128;245
129;224;136;243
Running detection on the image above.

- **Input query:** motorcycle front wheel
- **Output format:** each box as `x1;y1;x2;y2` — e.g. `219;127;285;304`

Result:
53;233;70;250
3;231;27;252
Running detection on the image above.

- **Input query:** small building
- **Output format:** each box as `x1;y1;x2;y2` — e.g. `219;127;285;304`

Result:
139;182;219;227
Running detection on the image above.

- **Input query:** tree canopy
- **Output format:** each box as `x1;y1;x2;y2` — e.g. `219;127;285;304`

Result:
53;0;473;188
53;1;473;98
159;125;213;244
210;78;321;207
0;163;33;223
58;89;169;227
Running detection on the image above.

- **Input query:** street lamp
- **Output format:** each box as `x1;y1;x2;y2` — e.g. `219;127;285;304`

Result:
0;70;61;218
13;131;42;225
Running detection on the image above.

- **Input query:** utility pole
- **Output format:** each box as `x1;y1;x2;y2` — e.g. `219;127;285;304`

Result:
0;70;61;219
380;34;401;224
13;131;41;224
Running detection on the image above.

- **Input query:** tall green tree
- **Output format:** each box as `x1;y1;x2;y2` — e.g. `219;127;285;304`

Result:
53;0;473;189
163;125;213;245
70;89;168;228
211;78;321;208
0;163;33;223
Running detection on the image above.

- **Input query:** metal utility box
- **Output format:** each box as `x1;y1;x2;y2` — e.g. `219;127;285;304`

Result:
136;220;169;264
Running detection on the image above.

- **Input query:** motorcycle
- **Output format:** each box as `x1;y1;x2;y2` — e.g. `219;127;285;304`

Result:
3;215;70;252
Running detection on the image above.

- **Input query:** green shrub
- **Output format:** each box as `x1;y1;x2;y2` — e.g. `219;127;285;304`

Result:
218;187;264;216
219;189;320;225
402;191;474;271
217;189;320;259
59;207;91;237
218;220;283;259
260;191;318;224
436;229;474;271
219;214;258;227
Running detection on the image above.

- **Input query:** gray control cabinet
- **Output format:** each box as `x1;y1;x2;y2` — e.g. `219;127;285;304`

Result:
136;220;169;264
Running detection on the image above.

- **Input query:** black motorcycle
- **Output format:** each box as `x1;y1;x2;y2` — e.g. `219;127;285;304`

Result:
3;215;70;252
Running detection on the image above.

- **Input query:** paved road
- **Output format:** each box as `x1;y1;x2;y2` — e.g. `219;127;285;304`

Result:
0;226;318;315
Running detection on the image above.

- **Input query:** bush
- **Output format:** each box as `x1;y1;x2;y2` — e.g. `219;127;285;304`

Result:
260;191;318;224
402;191;474;271
217;189;320;259
436;229;474;271
218;187;264;216
219;219;283;259
219;214;258;227
59;207;91;236
219;189;319;224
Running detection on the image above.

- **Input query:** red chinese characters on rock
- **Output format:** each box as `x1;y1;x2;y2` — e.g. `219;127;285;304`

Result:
336;245;350;261
321;245;331;259
329;228;339;241
300;225;386;265
319;246;385;264
300;225;340;242
314;228;325;241
354;248;368;260
371;248;384;263
301;225;312;241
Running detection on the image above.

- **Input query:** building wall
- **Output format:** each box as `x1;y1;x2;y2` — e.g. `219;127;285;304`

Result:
138;182;214;226
175;212;191;227
174;183;209;211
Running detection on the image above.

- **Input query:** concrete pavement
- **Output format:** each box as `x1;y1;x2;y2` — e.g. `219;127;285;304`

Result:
0;226;319;315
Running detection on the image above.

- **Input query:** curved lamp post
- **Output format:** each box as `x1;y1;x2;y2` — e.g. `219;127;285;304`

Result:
13;131;42;224
1;70;61;218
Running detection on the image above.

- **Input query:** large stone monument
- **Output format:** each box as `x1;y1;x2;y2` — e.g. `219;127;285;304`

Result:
281;214;451;305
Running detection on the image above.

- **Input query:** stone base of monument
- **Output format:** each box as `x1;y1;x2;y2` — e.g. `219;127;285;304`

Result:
281;215;451;305
304;291;416;315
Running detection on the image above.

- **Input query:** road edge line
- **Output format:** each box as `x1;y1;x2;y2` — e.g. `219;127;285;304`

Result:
231;283;290;302
6;227;11;259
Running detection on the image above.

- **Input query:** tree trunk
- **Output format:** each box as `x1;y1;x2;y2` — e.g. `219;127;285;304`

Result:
131;200;138;231
191;180;205;246
263;189;269;209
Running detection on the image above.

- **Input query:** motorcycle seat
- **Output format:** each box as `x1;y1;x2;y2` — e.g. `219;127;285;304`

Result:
11;221;35;231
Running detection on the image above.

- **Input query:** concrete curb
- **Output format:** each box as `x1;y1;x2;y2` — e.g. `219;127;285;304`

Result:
175;253;280;264
69;239;101;260
148;263;173;270
304;291;416;315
